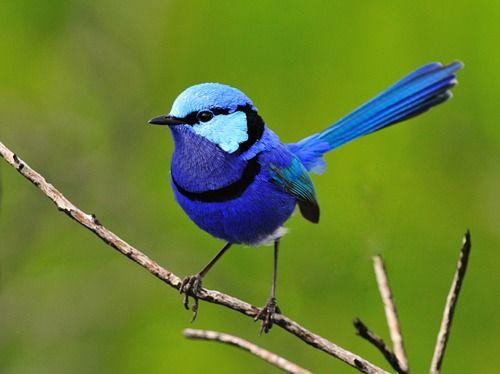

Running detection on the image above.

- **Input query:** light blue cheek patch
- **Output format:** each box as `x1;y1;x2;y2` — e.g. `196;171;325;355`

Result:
191;112;248;153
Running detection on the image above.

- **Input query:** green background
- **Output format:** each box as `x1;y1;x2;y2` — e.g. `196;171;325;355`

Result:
1;1;498;373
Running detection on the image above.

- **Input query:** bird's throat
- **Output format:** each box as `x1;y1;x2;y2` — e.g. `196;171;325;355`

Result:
169;126;251;193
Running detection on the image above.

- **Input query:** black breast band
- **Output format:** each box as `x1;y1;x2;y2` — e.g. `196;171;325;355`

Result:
172;154;261;202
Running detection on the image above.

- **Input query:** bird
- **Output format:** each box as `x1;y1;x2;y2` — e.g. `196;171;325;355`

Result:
149;61;463;333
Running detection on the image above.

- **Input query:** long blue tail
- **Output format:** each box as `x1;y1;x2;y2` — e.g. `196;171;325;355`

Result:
289;61;463;173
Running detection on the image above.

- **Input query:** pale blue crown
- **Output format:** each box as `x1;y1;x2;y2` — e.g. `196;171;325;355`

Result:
170;83;256;117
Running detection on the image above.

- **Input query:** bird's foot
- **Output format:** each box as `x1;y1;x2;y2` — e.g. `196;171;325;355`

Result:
179;274;203;322
255;297;281;334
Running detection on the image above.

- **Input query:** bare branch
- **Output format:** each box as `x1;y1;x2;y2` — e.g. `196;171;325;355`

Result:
183;328;311;374
0;140;388;374
353;318;405;374
373;255;409;373
430;231;472;374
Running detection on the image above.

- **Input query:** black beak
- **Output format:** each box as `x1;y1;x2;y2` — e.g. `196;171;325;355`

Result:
148;115;185;126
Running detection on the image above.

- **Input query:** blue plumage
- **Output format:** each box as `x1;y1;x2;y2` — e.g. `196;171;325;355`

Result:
269;157;319;223
149;61;463;330
169;126;296;244
170;82;256;118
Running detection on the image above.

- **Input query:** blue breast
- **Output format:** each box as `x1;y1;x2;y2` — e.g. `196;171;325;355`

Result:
169;127;297;244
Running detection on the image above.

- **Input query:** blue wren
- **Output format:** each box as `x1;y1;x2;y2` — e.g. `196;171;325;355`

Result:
149;61;462;333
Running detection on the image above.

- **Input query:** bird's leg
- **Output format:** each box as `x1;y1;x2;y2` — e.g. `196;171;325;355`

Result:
255;239;281;334
180;242;232;321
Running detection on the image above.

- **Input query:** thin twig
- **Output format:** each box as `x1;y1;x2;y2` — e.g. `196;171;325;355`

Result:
183;328;311;374
430;231;472;374
373;255;409;373
0;140;388;374
353;318;405;374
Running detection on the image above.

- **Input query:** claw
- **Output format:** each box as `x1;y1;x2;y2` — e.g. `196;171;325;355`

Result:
255;297;280;334
179;274;203;321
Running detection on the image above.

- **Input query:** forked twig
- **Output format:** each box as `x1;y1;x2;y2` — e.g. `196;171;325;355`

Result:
0;140;387;374
353;319;405;374
430;231;472;374
183;328;311;374
354;255;409;373
373;255;409;372
355;233;473;373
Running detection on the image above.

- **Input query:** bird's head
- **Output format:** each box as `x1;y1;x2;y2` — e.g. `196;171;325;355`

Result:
149;83;264;154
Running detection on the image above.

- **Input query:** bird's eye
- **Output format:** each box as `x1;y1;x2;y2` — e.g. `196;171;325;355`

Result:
197;110;214;123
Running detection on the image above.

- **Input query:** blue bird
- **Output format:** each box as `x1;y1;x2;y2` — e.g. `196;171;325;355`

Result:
149;61;462;333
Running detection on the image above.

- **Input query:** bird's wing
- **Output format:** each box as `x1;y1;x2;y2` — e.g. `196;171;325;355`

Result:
269;157;319;223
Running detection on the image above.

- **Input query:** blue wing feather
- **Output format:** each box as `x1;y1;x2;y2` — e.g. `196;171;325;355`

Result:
289;61;463;172
269;157;319;223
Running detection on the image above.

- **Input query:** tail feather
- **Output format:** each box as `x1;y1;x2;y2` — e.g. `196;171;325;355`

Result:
289;61;463;172
335;76;456;143
386;62;443;92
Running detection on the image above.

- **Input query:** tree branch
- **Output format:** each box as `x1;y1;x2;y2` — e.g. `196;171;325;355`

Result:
0;140;388;374
353;318;405;374
430;231;472;374
183;328;311;374
372;255;409;373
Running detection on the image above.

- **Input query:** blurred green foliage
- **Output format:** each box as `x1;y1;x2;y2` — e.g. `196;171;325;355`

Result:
1;1;499;373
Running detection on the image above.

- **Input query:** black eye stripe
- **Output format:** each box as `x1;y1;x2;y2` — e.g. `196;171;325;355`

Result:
176;104;264;151
179;104;257;125
211;107;231;116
